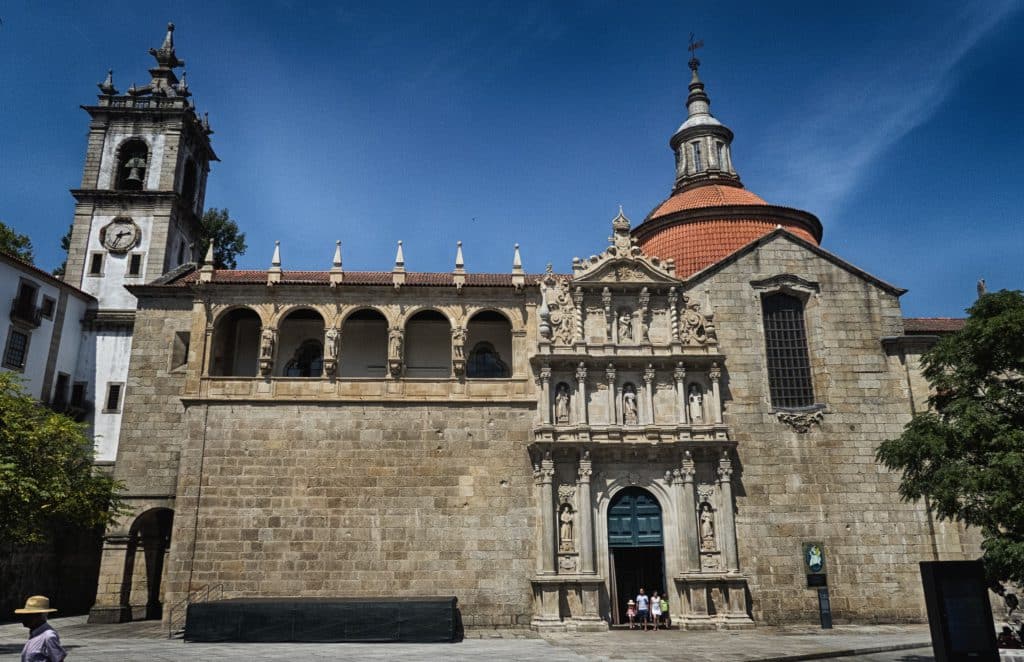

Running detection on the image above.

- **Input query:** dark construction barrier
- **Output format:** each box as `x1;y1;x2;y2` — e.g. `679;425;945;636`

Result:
184;597;462;643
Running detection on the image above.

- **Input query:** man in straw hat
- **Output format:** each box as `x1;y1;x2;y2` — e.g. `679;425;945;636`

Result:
14;595;66;662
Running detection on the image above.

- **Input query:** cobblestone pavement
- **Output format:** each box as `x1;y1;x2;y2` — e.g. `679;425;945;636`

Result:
0;617;936;661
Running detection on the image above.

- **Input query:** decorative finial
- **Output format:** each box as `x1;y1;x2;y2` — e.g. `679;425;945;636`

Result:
98;69;118;95
201;112;213;135
512;244;523;270
271;240;281;268
454;241;465;271
688;33;704;75
149;21;184;69
394;240;405;268
203;241;215;266
176;70;190;96
332;240;342;268
977;278;987;298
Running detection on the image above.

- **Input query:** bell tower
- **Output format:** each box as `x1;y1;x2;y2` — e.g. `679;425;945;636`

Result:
64;22;217;306
62;23;217;463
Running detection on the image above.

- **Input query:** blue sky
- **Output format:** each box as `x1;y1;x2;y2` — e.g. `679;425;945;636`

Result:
1;1;1021;316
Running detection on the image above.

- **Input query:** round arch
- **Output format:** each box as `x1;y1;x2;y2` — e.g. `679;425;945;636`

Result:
404;309;451;378
122;507;174;621
340;308;389;378
466;310;513;378
276;308;326;377
209;307;262;376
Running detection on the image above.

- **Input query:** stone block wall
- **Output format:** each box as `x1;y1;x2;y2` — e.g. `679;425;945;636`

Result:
164;402;538;627
694;235;977;624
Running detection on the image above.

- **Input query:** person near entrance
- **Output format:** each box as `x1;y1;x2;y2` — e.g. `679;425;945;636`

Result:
650;591;662;630
635;588;650;630
659;594;670;629
15;595;66;662
626;600;637;629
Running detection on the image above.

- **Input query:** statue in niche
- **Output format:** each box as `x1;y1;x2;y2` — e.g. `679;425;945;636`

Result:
688;384;704;423
259;327;275;360
623;384;639;425
681;300;708;344
699;503;716;551
559;504;575;551
618;310;633;342
388;327;403;358
324;327;339;361
554;383;571;424
452;326;466;359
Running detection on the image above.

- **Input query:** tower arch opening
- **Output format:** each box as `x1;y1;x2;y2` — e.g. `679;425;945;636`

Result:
115;139;150;191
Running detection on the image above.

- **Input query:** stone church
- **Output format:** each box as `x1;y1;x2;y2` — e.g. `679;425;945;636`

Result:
63;25;976;629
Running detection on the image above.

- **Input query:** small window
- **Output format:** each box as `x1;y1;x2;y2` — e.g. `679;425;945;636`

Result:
40;296;56;320
3;329;30;370
171;331;190;371
762;293;815;408
176;241;187;266
88;253;104;276
128;253;143;276
692;141;703;171
53;373;70;408
103;383;123;412
716;142;725;169
71;382;87;408
12;281;39;322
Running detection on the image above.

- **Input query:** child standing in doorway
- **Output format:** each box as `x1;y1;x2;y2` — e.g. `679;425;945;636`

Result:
626;599;636;629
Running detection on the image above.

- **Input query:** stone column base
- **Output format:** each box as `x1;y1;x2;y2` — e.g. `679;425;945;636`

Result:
530;575;607;632
674;573;754;630
87;605;132;624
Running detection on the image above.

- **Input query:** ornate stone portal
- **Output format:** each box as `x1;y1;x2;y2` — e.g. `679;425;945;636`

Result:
529;212;752;631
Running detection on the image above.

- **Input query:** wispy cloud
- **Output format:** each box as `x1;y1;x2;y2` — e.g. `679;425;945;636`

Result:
752;1;1019;222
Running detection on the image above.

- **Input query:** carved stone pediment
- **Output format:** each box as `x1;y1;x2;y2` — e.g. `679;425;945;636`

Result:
571;210;681;286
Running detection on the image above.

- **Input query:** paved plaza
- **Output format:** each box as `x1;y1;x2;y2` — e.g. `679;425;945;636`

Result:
0;616;938;661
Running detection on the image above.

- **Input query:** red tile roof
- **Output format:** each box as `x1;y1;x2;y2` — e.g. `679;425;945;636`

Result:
903;317;966;334
647;184;768;220
0;250;95;300
170;270;549;287
637;218;819;278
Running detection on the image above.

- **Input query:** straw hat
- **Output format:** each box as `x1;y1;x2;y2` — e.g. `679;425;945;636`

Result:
14;596;57;615
627;600;635;605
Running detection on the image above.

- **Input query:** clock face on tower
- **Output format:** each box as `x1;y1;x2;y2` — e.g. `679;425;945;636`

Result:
101;217;141;253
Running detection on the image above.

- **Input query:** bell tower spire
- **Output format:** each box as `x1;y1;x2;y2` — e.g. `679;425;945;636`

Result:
669;37;741;193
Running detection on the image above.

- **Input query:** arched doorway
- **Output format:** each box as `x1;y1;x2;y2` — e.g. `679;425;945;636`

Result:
607;487;665;625
122;508;174;620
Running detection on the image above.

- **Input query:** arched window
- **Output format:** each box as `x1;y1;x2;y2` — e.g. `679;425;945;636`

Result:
405;310;450;378
762;293;814;408
277;308;325;377
466;342;509;378
115;139;149;191
209;308;261;376
340;309;387;377
466;310;512;378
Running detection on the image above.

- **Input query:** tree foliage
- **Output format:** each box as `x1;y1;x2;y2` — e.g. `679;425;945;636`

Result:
197;208;247;269
52;223;73;278
0;220;34;264
0;373;124;545
877;290;1024;583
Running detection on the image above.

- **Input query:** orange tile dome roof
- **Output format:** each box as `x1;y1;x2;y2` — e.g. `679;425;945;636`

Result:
634;184;822;278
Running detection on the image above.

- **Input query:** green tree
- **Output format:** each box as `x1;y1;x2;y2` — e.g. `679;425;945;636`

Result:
0;220;34;263
197;208;247;269
877;290;1024;584
52;223;73;278
0;373;124;545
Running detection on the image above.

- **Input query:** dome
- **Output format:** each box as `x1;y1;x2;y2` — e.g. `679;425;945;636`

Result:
634;184;822;278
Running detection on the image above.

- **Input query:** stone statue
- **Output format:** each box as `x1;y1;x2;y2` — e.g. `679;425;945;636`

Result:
699;504;716;551
618;310;633;342
555;383;570;424
559;504;574;550
260;327;275;360
388;327;403;357
688;384;704;423
324;327;339;361
452;326;467;359
681;300;707;344
623;384;638;425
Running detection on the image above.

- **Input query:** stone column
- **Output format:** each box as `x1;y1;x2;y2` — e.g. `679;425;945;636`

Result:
676;451;700;572
668;288;680;343
602;287;613;343
575;362;588;425
605;364;617;426
572;287;585;344
709;363;723;424
674;362;686;424
577;451;595;574
717;451;740;572
642;364;656;425
539;364;552;425
535;454;557;575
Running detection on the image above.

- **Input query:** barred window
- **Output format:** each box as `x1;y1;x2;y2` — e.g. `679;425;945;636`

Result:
762;293;814;408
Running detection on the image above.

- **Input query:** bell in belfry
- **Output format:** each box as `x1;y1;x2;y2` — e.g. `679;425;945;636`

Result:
125;156;147;184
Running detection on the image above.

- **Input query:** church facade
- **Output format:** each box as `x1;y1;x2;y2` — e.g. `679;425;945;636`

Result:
71;26;977;629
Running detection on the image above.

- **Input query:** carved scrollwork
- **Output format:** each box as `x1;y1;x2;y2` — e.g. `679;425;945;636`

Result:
776;409;824;433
